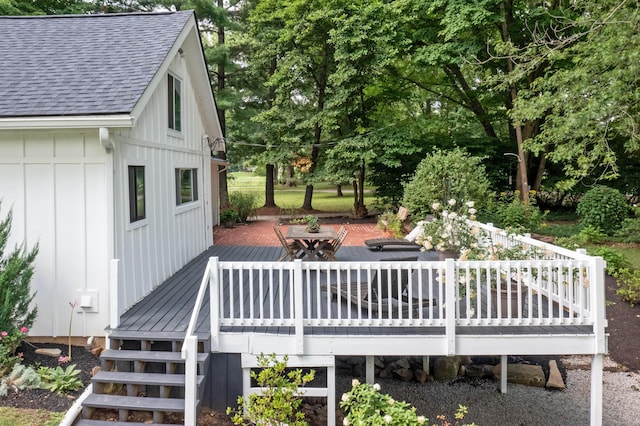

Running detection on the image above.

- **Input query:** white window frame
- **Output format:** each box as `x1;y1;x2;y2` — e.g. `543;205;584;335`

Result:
168;73;182;133
127;163;149;229
175;167;199;207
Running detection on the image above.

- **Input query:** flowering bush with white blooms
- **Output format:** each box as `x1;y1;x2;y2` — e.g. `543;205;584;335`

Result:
417;200;480;254
340;379;475;426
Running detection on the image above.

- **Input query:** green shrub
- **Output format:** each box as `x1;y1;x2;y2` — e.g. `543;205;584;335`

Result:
377;210;403;238
0;202;38;349
576;186;629;235
229;192;259;222
38;364;83;394
341;379;473;425
493;191;547;234
555;225;607;251
227;353;315;426
614;219;640;243
0;363;41;396
615;269;640;307
587;247;630;276
402;148;492;219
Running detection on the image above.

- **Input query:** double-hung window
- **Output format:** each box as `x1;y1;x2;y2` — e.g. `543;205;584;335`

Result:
128;165;146;222
176;168;198;205
168;74;182;132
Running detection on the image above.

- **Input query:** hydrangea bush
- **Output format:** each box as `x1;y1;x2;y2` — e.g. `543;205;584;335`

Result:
340;379;474;426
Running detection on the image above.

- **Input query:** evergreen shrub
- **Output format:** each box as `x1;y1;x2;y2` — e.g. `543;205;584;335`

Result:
0;203;38;335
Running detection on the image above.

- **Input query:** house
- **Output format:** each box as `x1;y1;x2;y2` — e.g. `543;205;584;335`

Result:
0;11;224;338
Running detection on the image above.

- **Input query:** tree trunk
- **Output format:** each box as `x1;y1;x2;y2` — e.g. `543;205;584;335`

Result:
264;164;277;208
353;160;368;218
336;184;343;197
216;0;229;208
501;0;529;205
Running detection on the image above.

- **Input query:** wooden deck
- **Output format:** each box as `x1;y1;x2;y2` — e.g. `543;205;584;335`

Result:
115;245;600;357
116;245;438;338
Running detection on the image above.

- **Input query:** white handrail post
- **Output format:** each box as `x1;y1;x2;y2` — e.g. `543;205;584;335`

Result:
294;259;304;355
109;259;120;329
210;257;220;351
445;258;456;356
183;334;198;426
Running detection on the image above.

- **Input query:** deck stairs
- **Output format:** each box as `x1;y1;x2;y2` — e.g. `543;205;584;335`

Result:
75;330;210;425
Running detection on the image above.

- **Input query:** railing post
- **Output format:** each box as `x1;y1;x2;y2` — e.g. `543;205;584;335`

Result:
445;258;456;356
590;256;607;354
183;335;198;426
294;259;304;354
210;257;220;351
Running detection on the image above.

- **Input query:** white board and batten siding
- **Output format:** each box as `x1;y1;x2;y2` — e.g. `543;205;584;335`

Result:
0;130;111;337
111;54;214;317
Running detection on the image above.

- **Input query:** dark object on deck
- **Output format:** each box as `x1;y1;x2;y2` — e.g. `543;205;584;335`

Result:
364;238;421;251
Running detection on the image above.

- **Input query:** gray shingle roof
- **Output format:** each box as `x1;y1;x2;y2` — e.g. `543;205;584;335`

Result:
0;11;193;117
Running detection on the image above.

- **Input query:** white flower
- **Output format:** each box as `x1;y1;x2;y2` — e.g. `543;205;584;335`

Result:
442;211;448;218
417;416;426;424
341;393;350;402
388;398;395;405
384;415;393;423
448;199;457;206
373;383;381;391
465;201;475;208
431;202;441;211
351;378;360;387
343;418;350;426
448;212;457;219
468;208;476;215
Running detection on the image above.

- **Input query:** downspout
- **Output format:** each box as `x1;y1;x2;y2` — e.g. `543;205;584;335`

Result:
99;127;119;331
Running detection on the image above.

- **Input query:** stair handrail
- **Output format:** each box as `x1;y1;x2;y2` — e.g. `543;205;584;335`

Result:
181;256;218;425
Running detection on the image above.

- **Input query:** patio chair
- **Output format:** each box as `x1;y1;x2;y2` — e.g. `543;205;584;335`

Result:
325;256;435;314
321;226;348;261
274;226;302;261
364;219;425;252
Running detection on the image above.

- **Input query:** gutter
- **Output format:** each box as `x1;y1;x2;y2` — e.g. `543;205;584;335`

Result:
0;115;134;130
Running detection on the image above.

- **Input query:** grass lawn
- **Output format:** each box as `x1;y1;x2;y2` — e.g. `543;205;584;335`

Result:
0;407;63;426
228;171;376;213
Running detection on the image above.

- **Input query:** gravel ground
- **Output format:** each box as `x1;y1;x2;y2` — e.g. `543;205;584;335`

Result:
335;356;640;426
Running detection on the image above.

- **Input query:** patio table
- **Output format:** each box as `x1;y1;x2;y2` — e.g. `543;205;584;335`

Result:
285;225;338;260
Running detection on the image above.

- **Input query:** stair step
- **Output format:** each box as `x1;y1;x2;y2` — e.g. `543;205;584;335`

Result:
109;329;209;342
92;371;204;387
75;420;183;426
100;349;208;363
83;393;189;412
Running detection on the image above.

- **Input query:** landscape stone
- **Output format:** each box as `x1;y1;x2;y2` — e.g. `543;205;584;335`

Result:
546;360;566;389
415;369;428;383
393;367;415;381
35;348;62;357
434;357;461;380
492;363;545;387
465;364;496;378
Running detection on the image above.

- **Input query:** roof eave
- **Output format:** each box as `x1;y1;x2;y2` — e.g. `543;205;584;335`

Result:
0;115;135;130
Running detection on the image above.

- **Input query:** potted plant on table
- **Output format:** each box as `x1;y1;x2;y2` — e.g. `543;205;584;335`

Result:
294;214;320;233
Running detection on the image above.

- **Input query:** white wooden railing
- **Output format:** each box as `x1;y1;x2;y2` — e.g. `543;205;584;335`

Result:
181;229;606;423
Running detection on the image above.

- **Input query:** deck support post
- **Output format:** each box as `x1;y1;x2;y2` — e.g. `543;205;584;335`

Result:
590;353;603;426
500;355;507;394
366;356;374;384
422;356;429;375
